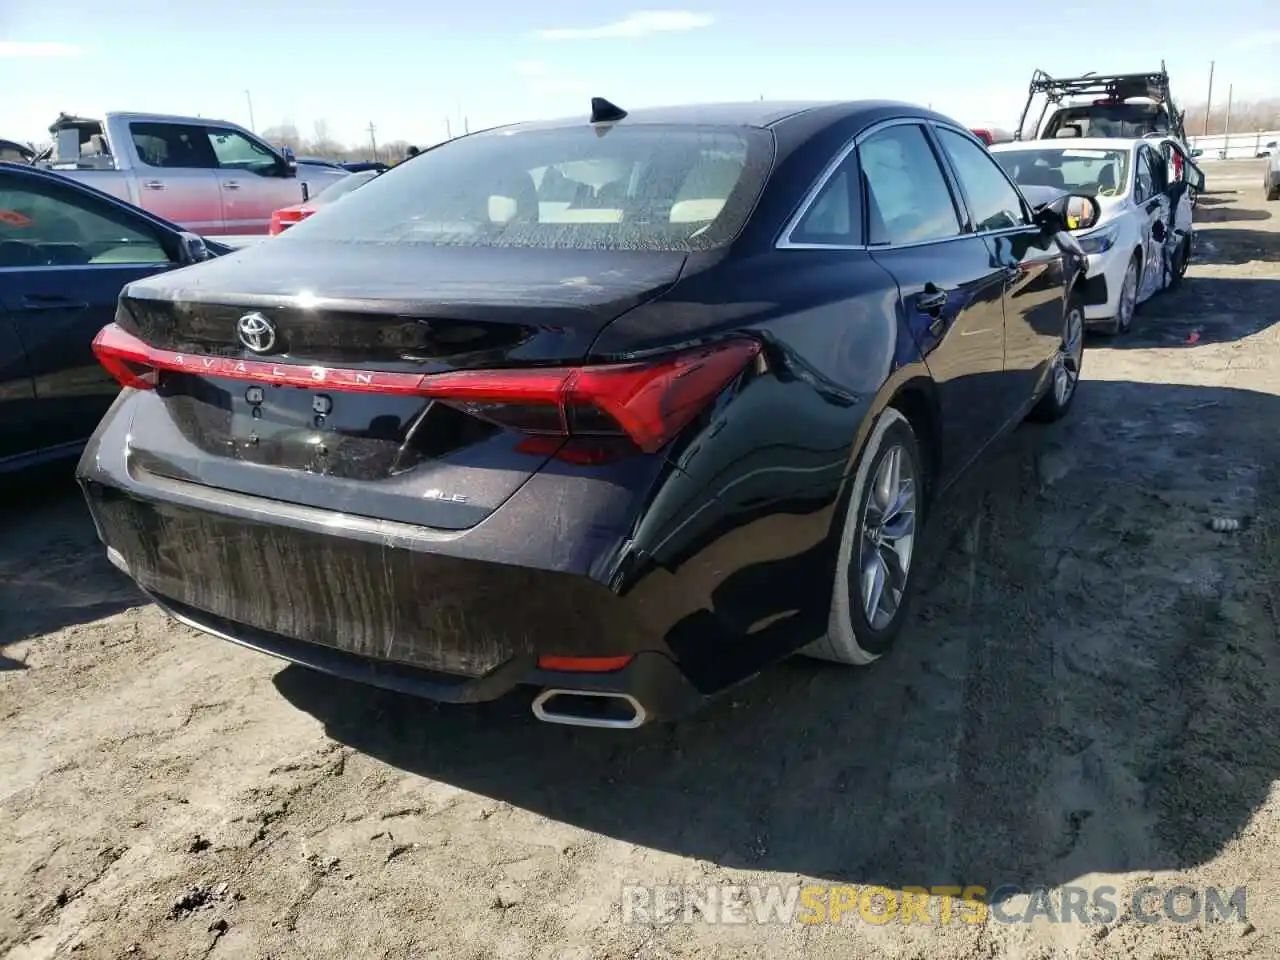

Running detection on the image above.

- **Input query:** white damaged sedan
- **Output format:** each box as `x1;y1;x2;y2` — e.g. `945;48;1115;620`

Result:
992;136;1204;335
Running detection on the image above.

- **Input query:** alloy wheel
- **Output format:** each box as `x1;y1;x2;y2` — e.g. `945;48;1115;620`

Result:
858;445;916;631
1117;258;1139;332
1053;305;1085;406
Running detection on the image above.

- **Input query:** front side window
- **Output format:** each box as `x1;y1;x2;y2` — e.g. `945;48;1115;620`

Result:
935;128;1027;231
859;124;961;246
205;128;280;176
129;123;217;169
0;176;168;267
279;124;773;252
993;147;1131;198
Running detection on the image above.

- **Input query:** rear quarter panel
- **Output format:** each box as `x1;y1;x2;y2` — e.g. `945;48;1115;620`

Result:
591;248;924;648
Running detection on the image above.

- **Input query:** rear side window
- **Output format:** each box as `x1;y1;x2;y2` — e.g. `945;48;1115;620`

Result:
789;154;862;245
935;128;1027;231
1135;148;1158;202
130;123;218;169
859;124;961;246
280;124;774;252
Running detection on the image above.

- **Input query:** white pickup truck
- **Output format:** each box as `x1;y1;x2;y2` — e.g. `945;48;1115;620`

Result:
36;112;349;236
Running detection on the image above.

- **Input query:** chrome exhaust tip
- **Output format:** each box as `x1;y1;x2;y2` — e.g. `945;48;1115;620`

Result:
531;689;648;729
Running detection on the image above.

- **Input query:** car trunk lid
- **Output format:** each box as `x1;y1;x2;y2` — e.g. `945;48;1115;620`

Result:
106;242;688;530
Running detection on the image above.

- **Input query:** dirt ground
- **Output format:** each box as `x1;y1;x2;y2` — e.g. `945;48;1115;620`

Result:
2;159;1279;960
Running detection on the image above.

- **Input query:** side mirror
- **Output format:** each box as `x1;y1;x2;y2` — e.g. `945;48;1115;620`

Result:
1034;193;1101;233
175;231;214;265
1191;148;1204;158
281;145;298;178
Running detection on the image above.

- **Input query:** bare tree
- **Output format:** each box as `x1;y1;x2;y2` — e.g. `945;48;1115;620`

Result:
1182;98;1280;136
309;118;344;159
259;121;439;162
260;122;301;152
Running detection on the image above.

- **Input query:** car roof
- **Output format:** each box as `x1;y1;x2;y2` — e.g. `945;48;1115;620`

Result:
483;99;954;133
991;137;1144;152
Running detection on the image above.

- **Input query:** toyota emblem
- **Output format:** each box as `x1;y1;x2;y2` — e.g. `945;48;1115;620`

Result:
236;312;277;353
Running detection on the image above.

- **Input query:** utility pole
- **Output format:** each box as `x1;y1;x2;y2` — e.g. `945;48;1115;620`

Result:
464;116;470;134
445;118;452;139
367;121;378;162
1223;83;1233;155
245;90;256;133
1203;61;1214;137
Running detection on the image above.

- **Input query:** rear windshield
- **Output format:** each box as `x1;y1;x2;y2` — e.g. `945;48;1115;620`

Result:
279;124;774;252
1044;103;1169;139
994;148;1131;197
311;169;378;205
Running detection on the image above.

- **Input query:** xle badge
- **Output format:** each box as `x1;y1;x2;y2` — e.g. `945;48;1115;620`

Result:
423;489;468;503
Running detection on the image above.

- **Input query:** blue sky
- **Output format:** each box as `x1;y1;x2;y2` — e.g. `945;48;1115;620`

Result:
1;2;1277;149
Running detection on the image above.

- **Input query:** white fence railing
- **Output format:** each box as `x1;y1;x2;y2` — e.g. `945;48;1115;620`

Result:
1187;130;1279;160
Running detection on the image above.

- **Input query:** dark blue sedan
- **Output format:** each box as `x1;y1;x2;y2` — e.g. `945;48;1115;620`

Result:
0;162;224;473
78;99;1097;727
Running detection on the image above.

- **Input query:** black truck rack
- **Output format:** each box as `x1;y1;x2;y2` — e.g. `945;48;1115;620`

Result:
1015;63;1186;143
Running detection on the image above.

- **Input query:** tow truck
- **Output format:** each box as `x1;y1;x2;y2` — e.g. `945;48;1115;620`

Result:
1015;65;1192;146
1014;64;1202;198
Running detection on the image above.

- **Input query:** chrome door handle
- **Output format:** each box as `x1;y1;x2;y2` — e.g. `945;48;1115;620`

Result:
224;181;241;190
143;180;166;191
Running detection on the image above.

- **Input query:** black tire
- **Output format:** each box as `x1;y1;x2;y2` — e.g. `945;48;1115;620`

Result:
1167;234;1191;289
1101;251;1142;336
804;407;925;665
1028;296;1085;424
1266;179;1280;202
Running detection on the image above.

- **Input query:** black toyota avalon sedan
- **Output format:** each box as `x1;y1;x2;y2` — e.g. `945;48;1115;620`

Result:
79;98;1096;728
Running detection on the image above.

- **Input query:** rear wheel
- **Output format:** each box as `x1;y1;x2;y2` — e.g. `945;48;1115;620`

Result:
1266;176;1280;202
805;407;924;665
1167;234;1191;289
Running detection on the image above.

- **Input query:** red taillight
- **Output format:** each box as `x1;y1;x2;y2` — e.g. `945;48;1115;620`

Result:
91;323;159;390
422;340;760;452
90;324;760;455
537;655;633;672
269;207;309;236
970;128;994;146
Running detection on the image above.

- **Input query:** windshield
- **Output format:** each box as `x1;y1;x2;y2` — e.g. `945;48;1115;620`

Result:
311;169;378;205
1044;103;1169;139
994;147;1130;198
278;124;773;252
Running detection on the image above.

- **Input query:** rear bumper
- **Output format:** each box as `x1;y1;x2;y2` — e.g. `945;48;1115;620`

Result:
77;395;737;723
137;582;703;721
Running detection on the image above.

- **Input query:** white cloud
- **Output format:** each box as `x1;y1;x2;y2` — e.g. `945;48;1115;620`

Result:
1234;30;1280;49
514;60;550;76
0;41;81;57
535;10;714;41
